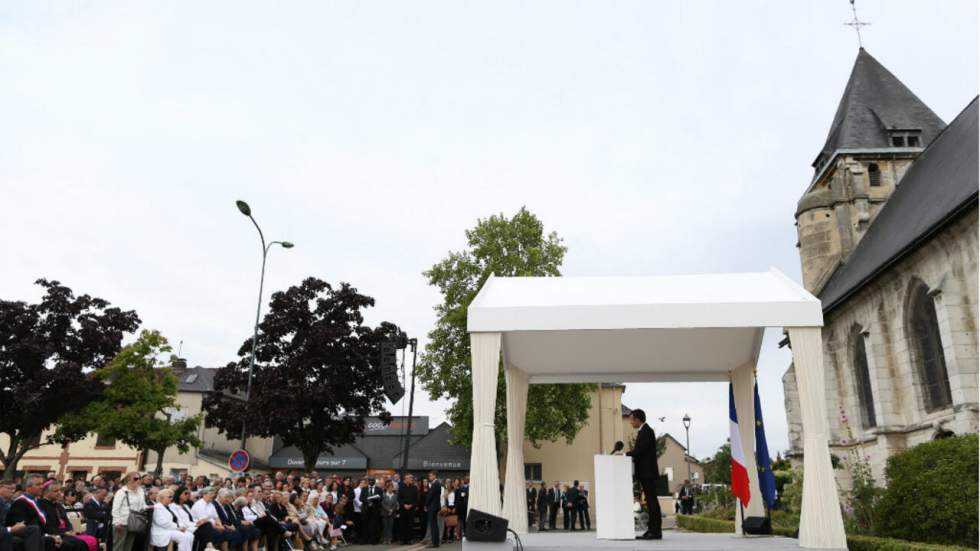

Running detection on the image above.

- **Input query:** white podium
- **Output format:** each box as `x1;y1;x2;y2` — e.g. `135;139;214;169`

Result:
593;455;635;540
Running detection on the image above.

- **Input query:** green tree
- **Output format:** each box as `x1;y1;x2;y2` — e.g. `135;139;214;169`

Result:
417;207;594;464
62;330;202;475
703;441;732;484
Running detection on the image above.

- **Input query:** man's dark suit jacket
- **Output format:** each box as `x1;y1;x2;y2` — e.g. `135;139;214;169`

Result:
398;485;418;509
564;487;579;509
425;481;442;510
360;485;381;512
5;498;44;527
627;423;660;480
216;503;240;528
535;490;549;514
82;497;107;536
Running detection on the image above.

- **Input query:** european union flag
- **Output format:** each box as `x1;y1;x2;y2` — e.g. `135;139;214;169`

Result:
754;382;777;509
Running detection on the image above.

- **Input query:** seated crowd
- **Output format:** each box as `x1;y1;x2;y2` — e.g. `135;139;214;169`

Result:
1;470;471;551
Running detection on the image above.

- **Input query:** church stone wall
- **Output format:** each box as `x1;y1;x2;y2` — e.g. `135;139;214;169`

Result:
796;155;915;293
784;207;979;486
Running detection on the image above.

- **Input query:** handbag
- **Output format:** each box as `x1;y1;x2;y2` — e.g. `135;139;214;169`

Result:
124;492;148;534
445;515;458;527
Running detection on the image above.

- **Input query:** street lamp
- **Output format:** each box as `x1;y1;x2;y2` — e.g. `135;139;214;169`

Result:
682;413;692;481
236;200;293;449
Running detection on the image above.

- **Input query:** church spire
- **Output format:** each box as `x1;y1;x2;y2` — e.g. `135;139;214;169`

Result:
812;48;945;177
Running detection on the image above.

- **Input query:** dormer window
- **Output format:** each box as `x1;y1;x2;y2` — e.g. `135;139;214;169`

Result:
888;129;923;148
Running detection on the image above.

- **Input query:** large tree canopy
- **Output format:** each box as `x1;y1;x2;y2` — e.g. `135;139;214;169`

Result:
417;207;594;451
203;277;402;471
61;330;202;476
0;279;141;478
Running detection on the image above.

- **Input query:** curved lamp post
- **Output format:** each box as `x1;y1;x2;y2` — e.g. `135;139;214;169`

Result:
682;413;692;481
236;200;293;449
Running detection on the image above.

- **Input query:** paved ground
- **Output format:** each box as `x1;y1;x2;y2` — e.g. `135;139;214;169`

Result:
329;517;825;551
507;531;810;550
339;542;462;551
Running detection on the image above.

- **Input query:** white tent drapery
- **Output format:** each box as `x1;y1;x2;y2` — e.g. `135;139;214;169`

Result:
464;269;847;550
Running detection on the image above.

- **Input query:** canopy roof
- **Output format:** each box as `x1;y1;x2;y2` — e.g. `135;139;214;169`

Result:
467;268;821;383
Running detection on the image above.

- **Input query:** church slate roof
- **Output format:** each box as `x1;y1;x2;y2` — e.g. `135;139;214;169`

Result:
813;48;945;174
820;97;979;313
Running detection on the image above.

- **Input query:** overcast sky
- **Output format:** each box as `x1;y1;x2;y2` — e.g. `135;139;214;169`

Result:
2;1;976;461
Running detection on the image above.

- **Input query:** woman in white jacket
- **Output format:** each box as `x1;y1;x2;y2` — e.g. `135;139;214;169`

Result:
150;489;195;551
111;472;147;551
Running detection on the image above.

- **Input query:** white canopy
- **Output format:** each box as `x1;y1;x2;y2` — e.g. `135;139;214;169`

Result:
464;268;847;550
467;268;821;384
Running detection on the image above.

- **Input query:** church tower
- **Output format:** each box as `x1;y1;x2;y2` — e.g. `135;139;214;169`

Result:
796;48;946;293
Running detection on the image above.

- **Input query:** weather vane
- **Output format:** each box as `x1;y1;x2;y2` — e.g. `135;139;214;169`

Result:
844;0;871;48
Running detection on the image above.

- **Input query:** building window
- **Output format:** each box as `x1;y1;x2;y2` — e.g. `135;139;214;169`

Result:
524;463;542;482
70;469;91;480
867;163;881;187
851;328;877;428
889;130;922;148
908;282;953;411
95;434;116;448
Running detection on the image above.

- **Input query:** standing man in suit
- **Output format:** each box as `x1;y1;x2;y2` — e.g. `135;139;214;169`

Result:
524;482;536;529
359;478;382;545
679;480;694;515
535;483;549;532
424;471;441;548
565;482;579;531
455;478;468;540
626;409;662;540
547;482;560;531
575;483;591;531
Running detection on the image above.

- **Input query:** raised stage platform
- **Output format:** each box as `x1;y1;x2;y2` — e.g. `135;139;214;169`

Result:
463;530;817;551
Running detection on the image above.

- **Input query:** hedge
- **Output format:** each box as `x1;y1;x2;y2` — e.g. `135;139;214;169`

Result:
875;434;978;548
676;515;975;551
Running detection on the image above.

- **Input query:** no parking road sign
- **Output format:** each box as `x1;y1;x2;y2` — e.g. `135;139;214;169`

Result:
229;449;251;473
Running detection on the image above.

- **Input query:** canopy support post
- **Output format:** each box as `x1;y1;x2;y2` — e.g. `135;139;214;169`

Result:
787;327;848;550
502;365;529;533
468;332;503;517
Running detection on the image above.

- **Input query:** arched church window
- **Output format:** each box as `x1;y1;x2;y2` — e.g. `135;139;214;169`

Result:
851;328;877;428
868;163;881;187
908;282;953;411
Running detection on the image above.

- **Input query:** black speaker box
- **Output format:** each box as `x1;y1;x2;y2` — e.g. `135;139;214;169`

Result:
742;515;772;535
465;509;508;542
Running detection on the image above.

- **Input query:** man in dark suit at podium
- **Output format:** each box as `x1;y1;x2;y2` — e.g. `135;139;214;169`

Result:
626;409;662;540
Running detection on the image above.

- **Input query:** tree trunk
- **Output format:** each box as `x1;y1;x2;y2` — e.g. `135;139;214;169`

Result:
302;448;320;473
154;447;166;476
2;439;30;481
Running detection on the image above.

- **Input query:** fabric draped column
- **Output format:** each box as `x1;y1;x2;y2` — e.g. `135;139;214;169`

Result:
468;332;503;517
501;365;529;533
787;327;848;550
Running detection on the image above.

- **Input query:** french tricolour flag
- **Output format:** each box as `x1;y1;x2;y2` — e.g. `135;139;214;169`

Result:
729;382;751;507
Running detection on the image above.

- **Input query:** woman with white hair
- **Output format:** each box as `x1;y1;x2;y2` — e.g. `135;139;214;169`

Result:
151;489;195;551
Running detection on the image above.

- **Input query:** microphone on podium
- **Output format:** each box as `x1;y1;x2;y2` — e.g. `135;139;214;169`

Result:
611;441;624;455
